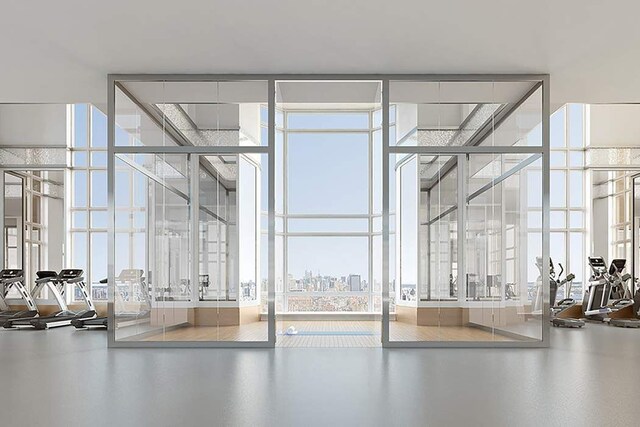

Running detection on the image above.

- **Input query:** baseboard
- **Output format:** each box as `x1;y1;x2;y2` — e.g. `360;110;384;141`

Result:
118;322;191;341
468;322;539;342
260;312;396;321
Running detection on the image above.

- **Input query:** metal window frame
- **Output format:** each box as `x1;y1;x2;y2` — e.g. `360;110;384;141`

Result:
107;73;549;349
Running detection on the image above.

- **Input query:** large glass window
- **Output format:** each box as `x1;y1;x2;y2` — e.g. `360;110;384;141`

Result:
70;104;144;301
537;105;587;301
278;110;378;312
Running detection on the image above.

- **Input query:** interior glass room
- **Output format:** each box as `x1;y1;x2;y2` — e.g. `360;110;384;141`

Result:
107;75;549;347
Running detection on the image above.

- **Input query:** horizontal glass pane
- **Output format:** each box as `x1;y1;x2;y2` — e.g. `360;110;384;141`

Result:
91;151;107;167
570;210;584;228
287;112;369;130
550;210;566;228
550;232;566;280
527;169;542;208
91;211;107;228
389;81;542;147
550;151;566;167
287;236;369;295
550;170;566;208
73;171;87;207
72;211;87;228
90;171;107;207
91;107;107;147
73;151;87;167
116;81;268;146
569;232;584;300
73;104;88;147
570;171;584;208
287;218;369;233
528;211;542;228
551;107;565;147
287;133;368;214
90;232;107;299
71;232;87;272
569;104;584;148
569;151;584;167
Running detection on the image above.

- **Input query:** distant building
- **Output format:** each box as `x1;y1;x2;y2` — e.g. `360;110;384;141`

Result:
348;274;361;292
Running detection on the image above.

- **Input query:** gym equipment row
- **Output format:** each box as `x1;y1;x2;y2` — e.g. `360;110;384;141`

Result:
583;257;640;328
532;255;640;328
0;268;96;329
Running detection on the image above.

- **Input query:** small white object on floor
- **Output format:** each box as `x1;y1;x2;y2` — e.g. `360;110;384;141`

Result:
285;326;298;335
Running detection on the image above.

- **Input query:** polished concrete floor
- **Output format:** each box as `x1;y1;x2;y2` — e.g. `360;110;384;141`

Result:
0;324;639;426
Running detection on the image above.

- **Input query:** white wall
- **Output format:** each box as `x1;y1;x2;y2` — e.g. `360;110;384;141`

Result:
0;104;67;146
592;197;609;258
589;105;640;147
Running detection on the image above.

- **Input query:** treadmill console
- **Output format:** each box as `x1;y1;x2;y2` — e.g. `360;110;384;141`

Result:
609;259;627;275
588;257;607;274
58;269;84;281
0;269;23;279
36;270;58;279
118;269;144;282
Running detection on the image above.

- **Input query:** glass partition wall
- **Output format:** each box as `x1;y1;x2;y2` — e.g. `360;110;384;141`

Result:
109;79;272;346
108;75;549;348
387;79;549;346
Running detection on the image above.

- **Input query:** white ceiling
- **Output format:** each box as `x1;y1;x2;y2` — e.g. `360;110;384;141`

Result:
1;0;639;106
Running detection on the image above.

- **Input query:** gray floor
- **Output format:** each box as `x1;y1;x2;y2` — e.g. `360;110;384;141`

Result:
0;325;638;427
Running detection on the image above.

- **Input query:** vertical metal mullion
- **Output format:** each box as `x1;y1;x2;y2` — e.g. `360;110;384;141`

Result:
501;155;508;304
457;155;466;305
541;76;551;347
382;79;390;346
86;106;92;300
0;172;4;270
427;190;431;301
190;154;200;307
415;155;420;303
282;108;289;313
107;76;116;347
268;80;276;345
368;109;373;313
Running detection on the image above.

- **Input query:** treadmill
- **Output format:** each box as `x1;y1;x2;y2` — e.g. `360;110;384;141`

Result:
0;269;39;324
30;269;96;329
3;270;61;328
72;277;108;329
73;269;149;329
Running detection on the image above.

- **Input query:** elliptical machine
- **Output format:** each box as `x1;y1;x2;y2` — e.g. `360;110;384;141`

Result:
606;260;640;328
533;257;584;327
549;261;585;328
583;257;614;321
